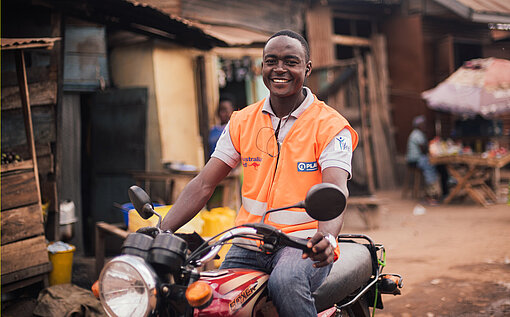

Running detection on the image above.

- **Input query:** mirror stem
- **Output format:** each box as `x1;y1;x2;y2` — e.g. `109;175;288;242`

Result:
155;211;162;228
260;202;304;223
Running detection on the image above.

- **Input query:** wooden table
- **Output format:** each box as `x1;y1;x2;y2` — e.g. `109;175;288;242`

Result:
347;196;388;230
430;153;510;206
95;222;217;277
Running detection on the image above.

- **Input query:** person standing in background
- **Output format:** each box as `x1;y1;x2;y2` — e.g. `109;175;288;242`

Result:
208;95;235;157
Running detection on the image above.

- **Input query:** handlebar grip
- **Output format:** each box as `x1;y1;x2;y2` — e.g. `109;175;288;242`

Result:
283;236;311;252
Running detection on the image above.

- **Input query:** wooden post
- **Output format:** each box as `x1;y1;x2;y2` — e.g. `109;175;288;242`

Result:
366;53;396;189
356;56;375;193
95;222;129;278
195;55;211;164
372;35;398;187
15;50;43;208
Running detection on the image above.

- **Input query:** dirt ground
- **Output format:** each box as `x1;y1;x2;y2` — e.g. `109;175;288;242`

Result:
343;190;510;317
2;190;509;317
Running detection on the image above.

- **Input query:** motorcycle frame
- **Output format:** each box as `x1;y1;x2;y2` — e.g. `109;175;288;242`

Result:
334;234;385;315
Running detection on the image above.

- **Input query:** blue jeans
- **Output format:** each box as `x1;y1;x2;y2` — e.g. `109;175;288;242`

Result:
220;244;332;317
416;155;438;185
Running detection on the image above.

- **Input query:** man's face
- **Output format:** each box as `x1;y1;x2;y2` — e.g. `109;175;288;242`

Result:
218;100;234;125
262;36;311;99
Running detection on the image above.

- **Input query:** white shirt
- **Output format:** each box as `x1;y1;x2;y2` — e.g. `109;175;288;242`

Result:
212;87;354;177
406;129;426;163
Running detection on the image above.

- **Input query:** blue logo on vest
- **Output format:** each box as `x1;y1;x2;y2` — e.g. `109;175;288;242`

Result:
297;161;318;172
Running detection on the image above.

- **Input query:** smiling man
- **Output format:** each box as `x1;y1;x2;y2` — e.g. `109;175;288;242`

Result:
162;30;358;316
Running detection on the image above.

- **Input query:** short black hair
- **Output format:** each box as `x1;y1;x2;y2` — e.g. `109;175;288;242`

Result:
219;93;235;106
217;94;236;115
266;29;310;62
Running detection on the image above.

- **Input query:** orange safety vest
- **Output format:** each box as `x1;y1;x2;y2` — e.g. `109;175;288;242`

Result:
229;95;358;239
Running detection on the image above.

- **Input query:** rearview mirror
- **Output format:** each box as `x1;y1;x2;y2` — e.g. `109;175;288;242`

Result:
304;183;346;221
128;185;156;220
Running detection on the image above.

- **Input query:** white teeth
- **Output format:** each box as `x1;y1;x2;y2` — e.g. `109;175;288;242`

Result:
273;79;288;83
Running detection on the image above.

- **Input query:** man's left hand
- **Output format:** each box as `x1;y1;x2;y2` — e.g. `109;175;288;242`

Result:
302;232;335;268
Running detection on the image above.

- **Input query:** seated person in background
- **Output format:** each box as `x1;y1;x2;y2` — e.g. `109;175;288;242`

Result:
208;95;235;157
406;115;441;204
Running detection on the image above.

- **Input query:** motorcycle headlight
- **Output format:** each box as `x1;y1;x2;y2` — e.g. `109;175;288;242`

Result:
99;255;158;317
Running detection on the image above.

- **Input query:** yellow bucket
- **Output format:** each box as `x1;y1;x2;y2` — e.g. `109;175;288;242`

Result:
48;243;76;285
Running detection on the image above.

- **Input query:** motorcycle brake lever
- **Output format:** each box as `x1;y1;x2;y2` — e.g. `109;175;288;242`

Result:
244;223;311;252
281;235;312;252
244;223;278;235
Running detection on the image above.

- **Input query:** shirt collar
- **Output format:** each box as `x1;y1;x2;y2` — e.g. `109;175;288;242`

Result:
261;87;314;119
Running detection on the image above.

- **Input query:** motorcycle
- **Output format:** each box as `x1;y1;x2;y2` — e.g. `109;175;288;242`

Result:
97;184;402;317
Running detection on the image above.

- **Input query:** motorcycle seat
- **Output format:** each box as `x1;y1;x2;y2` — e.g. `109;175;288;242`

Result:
313;242;373;312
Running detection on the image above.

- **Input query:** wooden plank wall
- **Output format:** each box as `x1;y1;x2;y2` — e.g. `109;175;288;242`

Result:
305;4;334;68
383;15;429;154
1;3;60;292
306;6;397;191
1;168;40;211
1;236;50;278
1;165;50;290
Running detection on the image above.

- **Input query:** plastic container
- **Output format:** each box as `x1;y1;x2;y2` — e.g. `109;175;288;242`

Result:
128;205;173;232
118;202;162;227
201;207;236;237
201;207;236;268
128;205;205;234
47;242;76;285
59;201;77;241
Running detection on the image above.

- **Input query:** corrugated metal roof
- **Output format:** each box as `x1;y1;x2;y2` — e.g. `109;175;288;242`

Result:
457;0;510;15
131;1;269;46
434;0;510;23
192;23;270;46
41;0;226;49
1;38;61;50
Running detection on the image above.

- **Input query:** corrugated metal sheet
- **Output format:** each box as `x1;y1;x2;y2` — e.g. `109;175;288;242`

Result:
1;38;61;50
434;0;510;23
456;0;510;15
179;0;305;34
42;0;226;49
132;0;273;46
193;24;270;46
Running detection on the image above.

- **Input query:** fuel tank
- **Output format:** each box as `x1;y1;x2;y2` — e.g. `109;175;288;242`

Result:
194;268;277;317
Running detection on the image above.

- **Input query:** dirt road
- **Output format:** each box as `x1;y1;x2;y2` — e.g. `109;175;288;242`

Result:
343;190;510;317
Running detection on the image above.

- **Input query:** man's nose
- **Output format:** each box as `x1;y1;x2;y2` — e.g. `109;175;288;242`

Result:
274;61;286;72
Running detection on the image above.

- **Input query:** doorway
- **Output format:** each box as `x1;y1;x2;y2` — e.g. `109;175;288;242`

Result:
80;88;147;254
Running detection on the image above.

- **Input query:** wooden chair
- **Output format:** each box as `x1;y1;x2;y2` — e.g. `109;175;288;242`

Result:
401;163;424;199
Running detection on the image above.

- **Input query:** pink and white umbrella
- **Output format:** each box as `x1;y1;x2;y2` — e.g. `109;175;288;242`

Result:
422;58;510;118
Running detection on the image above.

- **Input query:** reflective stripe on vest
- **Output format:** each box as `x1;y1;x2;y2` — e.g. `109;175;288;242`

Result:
241;196;267;216
241;197;313;225
268;209;314;225
288;229;317;239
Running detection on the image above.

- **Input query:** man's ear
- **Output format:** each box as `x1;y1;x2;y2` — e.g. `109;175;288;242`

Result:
305;62;312;76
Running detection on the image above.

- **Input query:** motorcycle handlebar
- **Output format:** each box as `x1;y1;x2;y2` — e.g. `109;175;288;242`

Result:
195;227;258;265
194;224;311;266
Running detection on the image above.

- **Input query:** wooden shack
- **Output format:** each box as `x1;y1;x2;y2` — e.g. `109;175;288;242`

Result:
303;0;510;190
382;0;510;153
1;38;59;292
1;0;226;266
